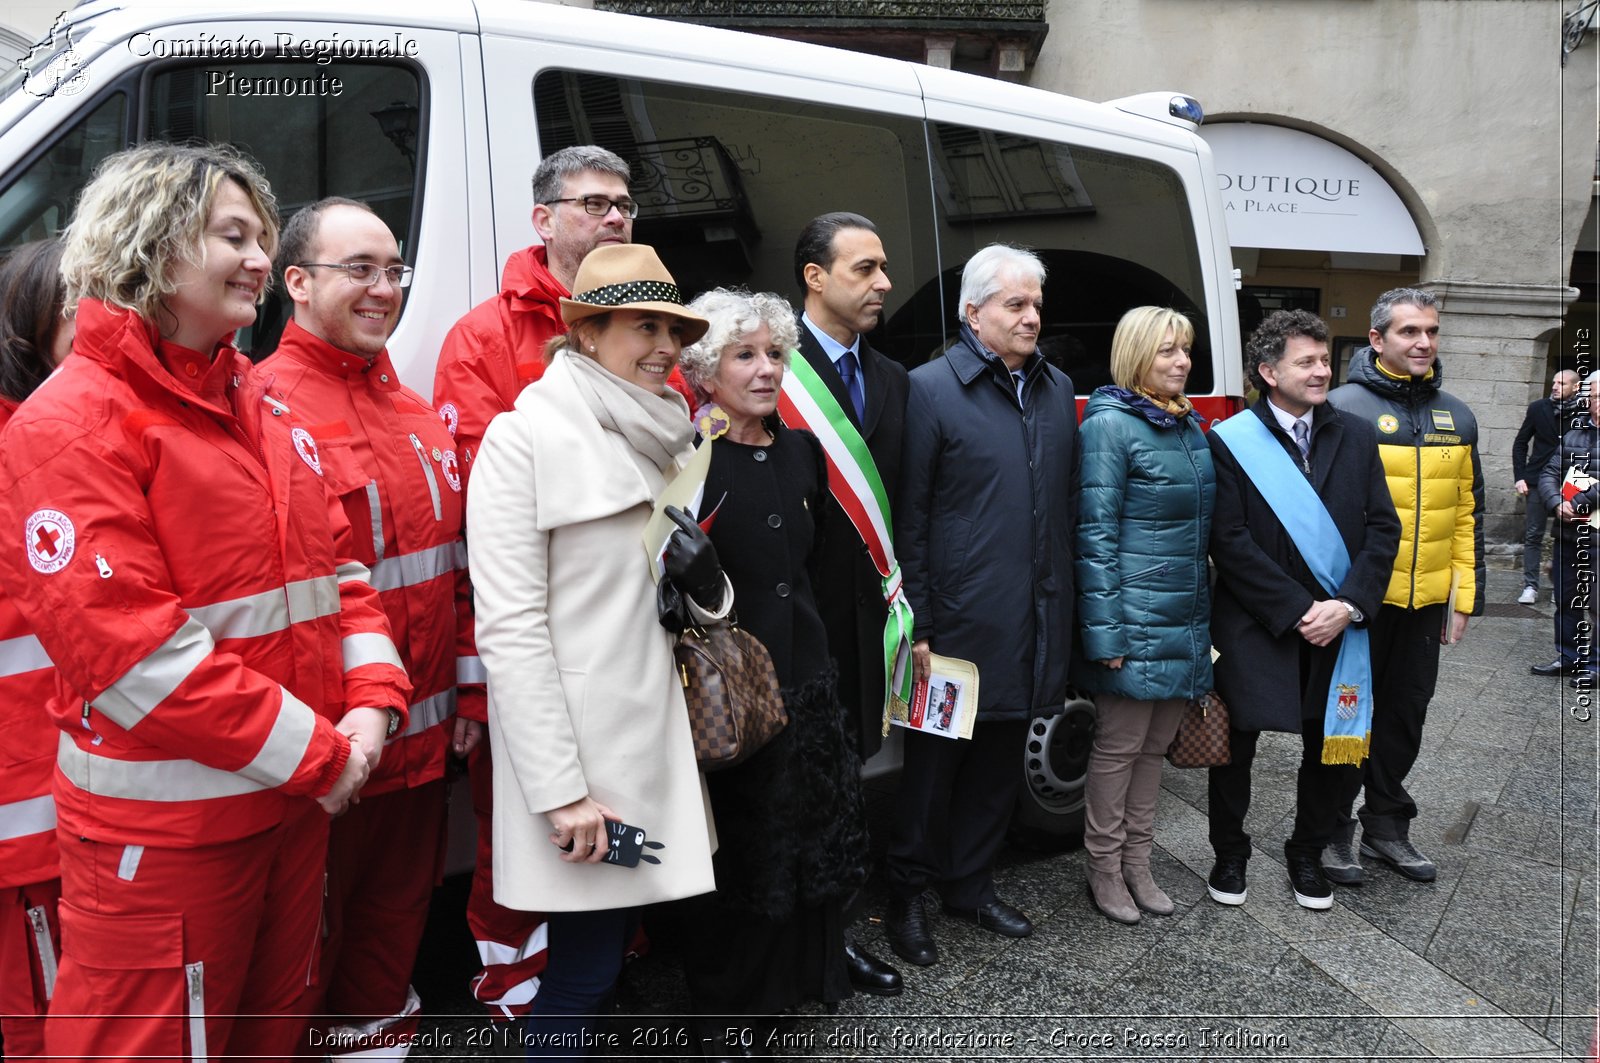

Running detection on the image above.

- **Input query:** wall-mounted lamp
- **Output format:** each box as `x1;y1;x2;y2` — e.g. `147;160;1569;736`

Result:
370;100;419;166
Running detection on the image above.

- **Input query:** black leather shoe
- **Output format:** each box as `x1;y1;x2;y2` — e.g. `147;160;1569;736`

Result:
883;894;938;966
1531;659;1572;677
943;898;1034;938
843;942;902;996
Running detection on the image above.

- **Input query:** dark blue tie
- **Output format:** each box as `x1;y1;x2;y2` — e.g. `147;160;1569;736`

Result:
839;349;865;422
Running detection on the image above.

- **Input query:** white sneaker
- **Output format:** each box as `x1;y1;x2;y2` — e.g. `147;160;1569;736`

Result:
1518;586;1538;605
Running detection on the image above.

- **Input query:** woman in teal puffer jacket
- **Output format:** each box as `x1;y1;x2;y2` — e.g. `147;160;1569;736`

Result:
1075;306;1215;926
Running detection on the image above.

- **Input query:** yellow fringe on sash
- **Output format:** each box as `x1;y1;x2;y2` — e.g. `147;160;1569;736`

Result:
1321;731;1372;766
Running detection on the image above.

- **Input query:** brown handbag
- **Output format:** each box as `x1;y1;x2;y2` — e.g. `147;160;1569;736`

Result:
1165;691;1231;768
674;618;787;771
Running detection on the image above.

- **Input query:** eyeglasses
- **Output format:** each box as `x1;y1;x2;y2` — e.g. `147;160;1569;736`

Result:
545;195;640;219
296;262;414;289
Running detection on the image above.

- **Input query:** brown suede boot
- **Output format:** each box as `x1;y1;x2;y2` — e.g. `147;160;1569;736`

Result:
1122;862;1175;916
1086;868;1140;925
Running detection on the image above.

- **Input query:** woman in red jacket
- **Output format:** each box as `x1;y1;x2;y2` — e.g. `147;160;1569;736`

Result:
0;238;73;1061
0;143;408;1062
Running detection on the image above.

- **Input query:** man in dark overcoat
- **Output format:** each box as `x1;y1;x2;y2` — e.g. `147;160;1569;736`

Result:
1534;369;1600;683
1207;310;1399;910
792;212;909;760
791;211;909;997
882;243;1078;965
1514;369;1579;604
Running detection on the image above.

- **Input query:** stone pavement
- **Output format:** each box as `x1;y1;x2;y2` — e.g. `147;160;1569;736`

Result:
413;565;1598;1061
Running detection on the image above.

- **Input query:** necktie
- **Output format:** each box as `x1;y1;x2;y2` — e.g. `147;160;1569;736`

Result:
1292;419;1311;459
839;349;866;422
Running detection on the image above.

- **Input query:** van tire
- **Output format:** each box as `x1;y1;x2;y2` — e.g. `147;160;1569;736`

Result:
1009;692;1097;851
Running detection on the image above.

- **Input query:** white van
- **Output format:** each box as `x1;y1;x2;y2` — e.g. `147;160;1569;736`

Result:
0;0;1243;844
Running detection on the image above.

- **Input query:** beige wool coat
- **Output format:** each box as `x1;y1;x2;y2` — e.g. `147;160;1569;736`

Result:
467;351;719;912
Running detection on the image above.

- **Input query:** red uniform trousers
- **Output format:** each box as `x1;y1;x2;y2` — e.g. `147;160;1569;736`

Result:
464;743;548;1018
303;779;448;1057
0;877;62;1058
45;801;329;1063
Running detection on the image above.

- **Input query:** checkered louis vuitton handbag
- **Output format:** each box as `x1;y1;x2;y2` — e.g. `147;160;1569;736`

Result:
1165;691;1231;768
674;618;787;771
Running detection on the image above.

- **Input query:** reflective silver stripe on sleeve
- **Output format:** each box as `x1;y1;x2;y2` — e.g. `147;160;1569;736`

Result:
369;541;466;593
187;575;339;641
0;793;55;841
456;655;486;685
342;632;403;672
91;618;214;730
237;687;318;789
336;561;372;586
286;575;341;623
365;480;385;562
57;732;268;801
0;633;50;677
394;688;456;741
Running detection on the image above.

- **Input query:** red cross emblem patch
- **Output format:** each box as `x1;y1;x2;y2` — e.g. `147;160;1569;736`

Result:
438;403;459;438
291;427;323;476
25;509;75;574
440;449;461;493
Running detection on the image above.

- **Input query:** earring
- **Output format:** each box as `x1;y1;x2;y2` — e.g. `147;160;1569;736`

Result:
588;345;596;352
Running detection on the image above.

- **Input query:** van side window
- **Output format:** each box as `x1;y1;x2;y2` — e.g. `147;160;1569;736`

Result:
146;63;422;357
911;121;1212;395
0;92;126;250
532;69;946;368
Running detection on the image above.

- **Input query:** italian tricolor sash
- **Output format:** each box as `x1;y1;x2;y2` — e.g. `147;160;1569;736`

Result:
778;353;914;733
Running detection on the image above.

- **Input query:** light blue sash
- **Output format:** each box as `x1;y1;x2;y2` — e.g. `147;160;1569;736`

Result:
1212;411;1371;764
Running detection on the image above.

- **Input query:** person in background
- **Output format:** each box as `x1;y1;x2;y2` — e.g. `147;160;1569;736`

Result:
261;197;483;1058
1324;288;1483;885
675;288;881;1058
1534;369;1600;686
467;244;726;1058
0;238;73;1059
885;243;1078;964
0;142;405;1059
1513;369;1579;604
1075;306;1214;925
1206;310;1398;910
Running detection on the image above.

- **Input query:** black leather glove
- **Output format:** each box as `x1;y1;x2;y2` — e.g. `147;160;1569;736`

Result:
656;576;690;634
662;505;726;611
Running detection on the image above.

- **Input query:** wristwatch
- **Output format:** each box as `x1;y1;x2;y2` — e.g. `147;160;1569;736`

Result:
384;708;402;738
1337;598;1363;623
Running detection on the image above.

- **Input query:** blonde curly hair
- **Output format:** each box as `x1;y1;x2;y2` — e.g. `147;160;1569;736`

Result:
60;142;279;326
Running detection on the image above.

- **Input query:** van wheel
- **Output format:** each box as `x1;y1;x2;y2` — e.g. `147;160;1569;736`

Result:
1009;691;1096;851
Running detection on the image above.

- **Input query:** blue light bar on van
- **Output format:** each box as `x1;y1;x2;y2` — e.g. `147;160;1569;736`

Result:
1168;95;1204;125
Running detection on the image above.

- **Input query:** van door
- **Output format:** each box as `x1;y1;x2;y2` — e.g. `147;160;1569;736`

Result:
474;2;946;354
0;14;482;392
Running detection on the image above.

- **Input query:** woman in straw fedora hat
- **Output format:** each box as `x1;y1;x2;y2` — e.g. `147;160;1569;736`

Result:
467;243;733;1055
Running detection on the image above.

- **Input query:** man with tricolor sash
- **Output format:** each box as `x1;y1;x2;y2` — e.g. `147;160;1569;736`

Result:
1206;310;1399;911
882;244;1079;964
789;212;910;762
784;211;909;997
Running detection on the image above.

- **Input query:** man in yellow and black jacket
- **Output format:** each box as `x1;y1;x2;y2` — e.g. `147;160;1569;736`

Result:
1321;287;1484;886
